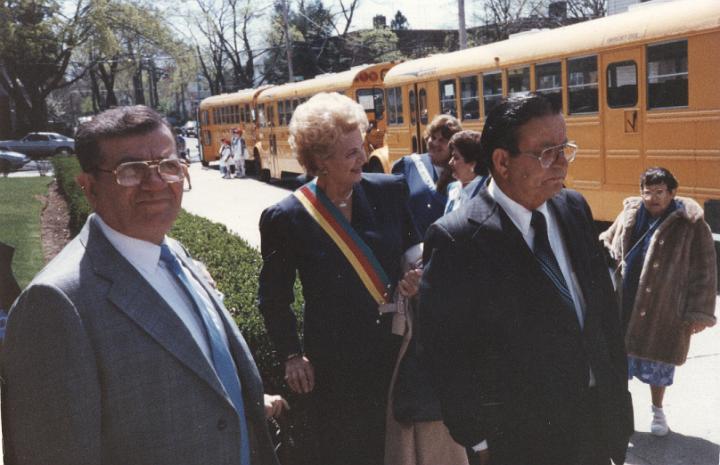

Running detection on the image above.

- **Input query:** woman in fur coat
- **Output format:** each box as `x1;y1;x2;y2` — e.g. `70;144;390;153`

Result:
600;167;717;437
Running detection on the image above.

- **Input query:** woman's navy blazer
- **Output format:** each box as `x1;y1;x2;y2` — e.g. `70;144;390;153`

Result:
258;173;419;379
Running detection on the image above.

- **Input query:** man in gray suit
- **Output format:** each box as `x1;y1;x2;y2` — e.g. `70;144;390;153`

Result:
2;105;280;465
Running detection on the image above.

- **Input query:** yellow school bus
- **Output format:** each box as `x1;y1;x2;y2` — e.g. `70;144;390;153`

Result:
380;0;720;221
249;62;396;180
198;85;272;166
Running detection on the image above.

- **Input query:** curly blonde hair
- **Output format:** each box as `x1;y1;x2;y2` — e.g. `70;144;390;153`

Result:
288;92;369;176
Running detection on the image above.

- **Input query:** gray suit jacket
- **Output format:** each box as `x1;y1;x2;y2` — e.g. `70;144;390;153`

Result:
2;215;280;465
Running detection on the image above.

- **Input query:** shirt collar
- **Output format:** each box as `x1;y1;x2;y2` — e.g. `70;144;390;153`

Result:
94;214;165;276
488;179;549;236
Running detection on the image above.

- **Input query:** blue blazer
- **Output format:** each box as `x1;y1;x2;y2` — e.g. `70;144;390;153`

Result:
258;174;419;389
392;153;447;237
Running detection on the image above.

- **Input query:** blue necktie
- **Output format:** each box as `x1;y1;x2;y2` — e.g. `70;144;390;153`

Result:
159;244;251;465
531;211;575;314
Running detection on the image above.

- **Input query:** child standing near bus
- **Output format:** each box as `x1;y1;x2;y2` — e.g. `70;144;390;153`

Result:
218;138;233;179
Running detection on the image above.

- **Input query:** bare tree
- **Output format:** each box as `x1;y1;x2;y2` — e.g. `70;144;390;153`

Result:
565;0;606;19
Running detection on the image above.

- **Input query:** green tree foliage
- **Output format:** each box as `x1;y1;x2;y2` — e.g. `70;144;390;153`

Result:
389;10;409;31
346;27;403;66
0;0;93;134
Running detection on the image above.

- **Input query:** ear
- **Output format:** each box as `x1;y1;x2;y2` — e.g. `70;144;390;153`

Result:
491;148;511;181
75;172;98;209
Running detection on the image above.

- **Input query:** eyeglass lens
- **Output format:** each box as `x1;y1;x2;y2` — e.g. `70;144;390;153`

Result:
540;143;576;168
116;159;184;186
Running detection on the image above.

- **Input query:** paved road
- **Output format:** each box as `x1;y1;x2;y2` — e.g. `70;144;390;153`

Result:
180;161;293;249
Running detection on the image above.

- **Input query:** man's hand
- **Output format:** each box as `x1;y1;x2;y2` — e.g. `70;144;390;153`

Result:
264;394;290;418
284;355;315;394
398;268;423;298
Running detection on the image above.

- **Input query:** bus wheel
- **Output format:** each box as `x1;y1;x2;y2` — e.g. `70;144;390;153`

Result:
201;160;209;167
364;158;385;173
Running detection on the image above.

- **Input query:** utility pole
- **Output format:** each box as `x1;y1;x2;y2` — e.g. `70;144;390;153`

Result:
282;0;294;81
458;0;467;50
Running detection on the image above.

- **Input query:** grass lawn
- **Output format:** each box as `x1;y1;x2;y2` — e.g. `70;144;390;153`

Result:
0;177;51;288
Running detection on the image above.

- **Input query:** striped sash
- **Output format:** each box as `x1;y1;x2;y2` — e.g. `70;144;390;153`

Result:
293;181;391;305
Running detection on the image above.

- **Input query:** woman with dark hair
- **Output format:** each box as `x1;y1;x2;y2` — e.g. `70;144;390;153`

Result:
391;114;463;236
600;167;717;436
444;130;489;214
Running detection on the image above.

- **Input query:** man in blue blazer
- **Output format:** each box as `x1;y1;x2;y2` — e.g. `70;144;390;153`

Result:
2;106;279;465
419;95;633;465
391;114;461;236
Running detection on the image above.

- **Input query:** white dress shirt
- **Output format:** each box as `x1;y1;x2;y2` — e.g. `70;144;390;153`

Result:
95;216;230;363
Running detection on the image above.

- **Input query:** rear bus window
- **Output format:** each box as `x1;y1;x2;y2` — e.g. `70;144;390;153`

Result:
647;40;688;109
568;56;598;114
607;61;638;108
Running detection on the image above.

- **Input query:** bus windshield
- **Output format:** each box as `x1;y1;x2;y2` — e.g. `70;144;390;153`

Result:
356;88;385;120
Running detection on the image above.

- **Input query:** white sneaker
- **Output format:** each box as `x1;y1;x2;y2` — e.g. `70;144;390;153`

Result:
650;406;670;436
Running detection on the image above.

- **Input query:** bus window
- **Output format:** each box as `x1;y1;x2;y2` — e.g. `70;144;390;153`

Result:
387;87;404;125
439;79;458;117
536;62;562;109
266;104;275;127
356;88;385;120
277;101;285;126
244;104;251;122
647;40;688;109
508;67;530;96
607;61;638;108
419;89;428;124
408;89;417;126
203;130;211;146
258;104;266;127
483;72;502;116
460;76;480;120
568;56;599;114
201;110;209;125
409;89;417;125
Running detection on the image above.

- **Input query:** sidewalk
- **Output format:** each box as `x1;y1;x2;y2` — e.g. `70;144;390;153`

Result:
624;298;720;465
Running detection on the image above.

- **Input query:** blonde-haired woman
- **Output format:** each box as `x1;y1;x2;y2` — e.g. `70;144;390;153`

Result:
258;92;420;465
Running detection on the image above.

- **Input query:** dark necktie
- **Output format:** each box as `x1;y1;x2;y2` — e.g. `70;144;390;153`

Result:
531;211;575;313
159;244;250;465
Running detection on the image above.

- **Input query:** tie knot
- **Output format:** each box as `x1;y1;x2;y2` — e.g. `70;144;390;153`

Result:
159;244;177;265
531;210;547;233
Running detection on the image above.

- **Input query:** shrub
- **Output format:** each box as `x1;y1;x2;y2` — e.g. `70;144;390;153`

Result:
52;156;90;236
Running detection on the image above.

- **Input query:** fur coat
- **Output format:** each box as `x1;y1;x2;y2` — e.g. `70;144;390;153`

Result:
600;196;717;365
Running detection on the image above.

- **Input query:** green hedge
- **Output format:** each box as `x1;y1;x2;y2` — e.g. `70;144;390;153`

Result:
52;156;92;236
50;156;304;391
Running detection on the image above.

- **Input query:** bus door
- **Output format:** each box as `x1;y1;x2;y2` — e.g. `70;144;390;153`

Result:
411;82;430;153
603;48;644;187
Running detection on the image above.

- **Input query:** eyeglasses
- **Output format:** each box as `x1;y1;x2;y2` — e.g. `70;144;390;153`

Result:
641;188;671;199
515;141;577;168
95;158;185;187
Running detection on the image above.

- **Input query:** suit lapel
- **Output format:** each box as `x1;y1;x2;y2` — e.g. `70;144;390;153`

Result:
82;218;230;402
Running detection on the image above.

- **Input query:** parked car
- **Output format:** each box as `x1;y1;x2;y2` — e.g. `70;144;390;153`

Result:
0;132;75;159
0;149;30;174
